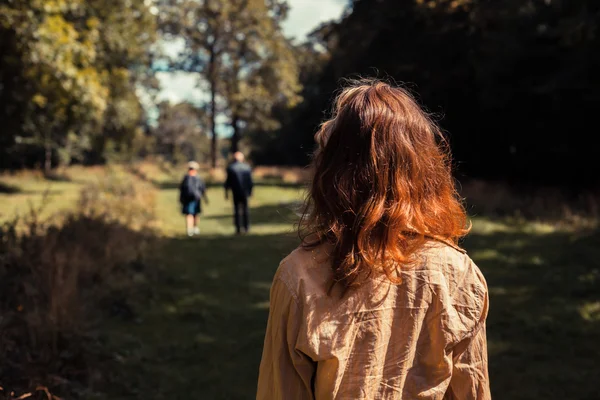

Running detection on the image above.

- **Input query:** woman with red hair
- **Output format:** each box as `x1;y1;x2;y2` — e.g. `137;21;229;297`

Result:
257;80;490;399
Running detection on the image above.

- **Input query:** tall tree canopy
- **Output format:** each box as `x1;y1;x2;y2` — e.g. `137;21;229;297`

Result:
0;0;156;170
158;0;301;167
269;0;600;186
154;101;210;163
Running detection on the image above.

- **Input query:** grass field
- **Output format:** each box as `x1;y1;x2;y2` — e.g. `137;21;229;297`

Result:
1;166;599;399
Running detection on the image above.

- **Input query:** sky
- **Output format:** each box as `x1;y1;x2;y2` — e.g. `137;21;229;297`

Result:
155;0;348;105
282;0;348;40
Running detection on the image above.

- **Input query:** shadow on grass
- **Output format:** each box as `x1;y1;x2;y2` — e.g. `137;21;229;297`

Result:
104;225;600;400
463;228;600;400
153;180;305;191
0;214;159;399
252;181;305;189
0;181;21;194
153;181;218;190
104;232;299;399
205;202;300;227
0;187;65;197
43;171;72;182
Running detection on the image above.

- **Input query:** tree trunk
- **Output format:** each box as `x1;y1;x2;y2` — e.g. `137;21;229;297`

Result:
44;137;52;173
208;43;218;169
231;113;240;153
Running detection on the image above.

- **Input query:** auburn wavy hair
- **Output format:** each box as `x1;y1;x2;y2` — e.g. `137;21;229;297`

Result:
300;79;470;289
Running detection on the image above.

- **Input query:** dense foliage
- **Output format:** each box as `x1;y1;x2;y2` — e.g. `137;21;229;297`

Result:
260;0;600;186
0;171;158;398
157;0;301;166
0;0;157;170
2;0;598;185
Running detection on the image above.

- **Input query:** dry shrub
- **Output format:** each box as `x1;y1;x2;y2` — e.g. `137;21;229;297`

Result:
145;163;312;185
127;159;184;187
252;166;311;184
78;169;157;230
43;171;71;183
461;179;600;227
0;172;159;398
207;167;226;183
0;181;21;194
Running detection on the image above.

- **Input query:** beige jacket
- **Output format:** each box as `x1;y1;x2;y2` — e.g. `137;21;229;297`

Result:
257;241;490;400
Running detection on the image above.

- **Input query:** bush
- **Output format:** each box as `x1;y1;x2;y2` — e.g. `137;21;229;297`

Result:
78;168;157;230
0;172;159;398
461;179;600;228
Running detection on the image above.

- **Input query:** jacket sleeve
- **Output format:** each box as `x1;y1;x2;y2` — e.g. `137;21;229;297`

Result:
245;169;254;196
179;178;185;204
257;278;315;400
224;167;232;190
446;320;490;399
196;178;205;198
445;259;491;400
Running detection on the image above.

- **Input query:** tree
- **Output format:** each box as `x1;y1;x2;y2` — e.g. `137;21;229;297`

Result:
271;0;600;185
154;101;210;163
0;0;109;171
220;0;301;153
87;0;157;161
0;0;156;170
250;20;339;165
157;0;301;166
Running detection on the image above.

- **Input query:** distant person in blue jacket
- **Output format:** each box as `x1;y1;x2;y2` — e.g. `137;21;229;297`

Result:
224;152;253;234
179;161;208;236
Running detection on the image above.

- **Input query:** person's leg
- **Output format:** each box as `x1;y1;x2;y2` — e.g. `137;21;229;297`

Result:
242;197;249;233
193;201;201;234
193;214;200;235
233;198;242;234
186;214;194;236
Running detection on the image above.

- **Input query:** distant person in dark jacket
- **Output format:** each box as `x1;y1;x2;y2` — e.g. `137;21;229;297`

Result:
225;152;253;234
179;161;209;236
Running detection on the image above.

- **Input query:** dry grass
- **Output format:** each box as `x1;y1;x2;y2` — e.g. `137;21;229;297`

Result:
78;169;158;230
0;170;159;399
127;160;313;186
461;179;600;228
1;164;599;399
252;166;312;184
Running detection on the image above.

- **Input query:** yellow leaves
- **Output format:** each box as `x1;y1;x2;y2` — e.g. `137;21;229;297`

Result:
37;0;84;14
32;94;48;108
449;0;472;10
86;17;100;30
112;68;131;83
75;67;109;119
4;0;155;160
579;301;600;321
38;15;79;47
26;7;108;123
415;0;473;11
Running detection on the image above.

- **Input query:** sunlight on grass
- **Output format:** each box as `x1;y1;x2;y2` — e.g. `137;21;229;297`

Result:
0;168;107;222
251;301;271;309
487;340;511;356
195;333;216;344
1;166;599;400
469;248;500;260
471;216;558;235
579;302;600;321
177;292;220;308
248;282;272;291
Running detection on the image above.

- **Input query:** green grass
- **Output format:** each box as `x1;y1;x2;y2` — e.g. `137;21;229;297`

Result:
1;168;599;399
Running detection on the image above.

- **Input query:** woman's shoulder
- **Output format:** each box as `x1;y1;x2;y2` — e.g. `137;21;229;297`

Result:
421;238;472;269
272;241;487;306
414;239;486;291
274;245;333;299
420;239;488;306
